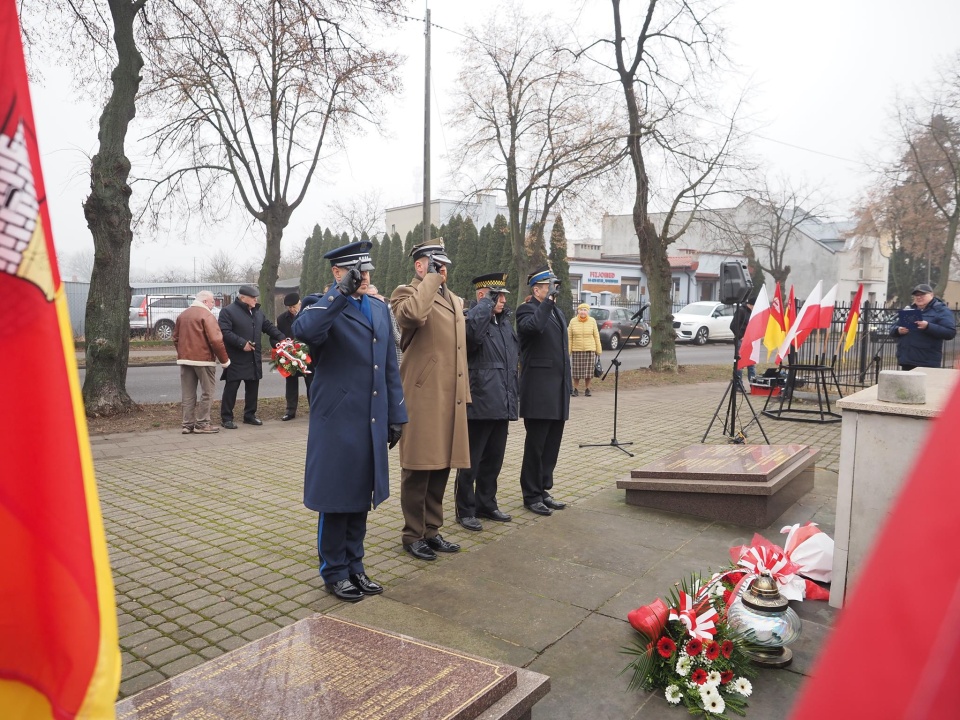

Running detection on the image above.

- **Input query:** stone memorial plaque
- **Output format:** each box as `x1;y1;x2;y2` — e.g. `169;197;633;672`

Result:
116;615;517;720
618;444;819;526
630;443;808;483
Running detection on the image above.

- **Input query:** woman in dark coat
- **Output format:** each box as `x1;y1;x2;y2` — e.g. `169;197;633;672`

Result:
218;285;285;428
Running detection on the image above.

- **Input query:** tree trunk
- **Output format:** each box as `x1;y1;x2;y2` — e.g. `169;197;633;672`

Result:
258;204;290;322
935;214;958;297
81;0;145;416
621;76;678;372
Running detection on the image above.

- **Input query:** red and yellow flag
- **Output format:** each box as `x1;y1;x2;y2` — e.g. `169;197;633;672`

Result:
763;282;786;361
842;283;864;353
0;4;120;718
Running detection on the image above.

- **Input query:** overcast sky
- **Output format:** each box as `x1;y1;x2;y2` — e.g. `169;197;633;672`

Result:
28;0;960;277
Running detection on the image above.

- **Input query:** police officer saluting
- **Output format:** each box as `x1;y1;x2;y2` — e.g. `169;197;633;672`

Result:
293;241;407;602
455;272;519;531
516;264;572;516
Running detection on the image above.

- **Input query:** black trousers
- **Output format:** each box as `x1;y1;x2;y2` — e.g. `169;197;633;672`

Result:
454;419;509;518
317;511;368;584
220;379;259;423
284;372;314;416
519;418;565;506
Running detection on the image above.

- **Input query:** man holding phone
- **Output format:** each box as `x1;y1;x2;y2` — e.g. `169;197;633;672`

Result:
294;241;407;602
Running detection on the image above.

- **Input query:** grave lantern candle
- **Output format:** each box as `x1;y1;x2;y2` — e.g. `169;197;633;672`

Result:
726;572;802;668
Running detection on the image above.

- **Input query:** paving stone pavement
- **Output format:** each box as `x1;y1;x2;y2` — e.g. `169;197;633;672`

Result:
92;380;841;716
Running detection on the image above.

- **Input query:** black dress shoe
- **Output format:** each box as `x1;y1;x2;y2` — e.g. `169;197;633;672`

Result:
324;578;364;602
281;413;295;421
543;496;566;510
403;539;437;561
525;502;553;516
457;516;483;532
425;534;460;553
349;572;383;595
477;508;512;522
243;417;263;426
221;421;238;430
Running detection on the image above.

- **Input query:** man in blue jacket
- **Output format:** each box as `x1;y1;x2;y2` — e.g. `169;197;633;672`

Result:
454;272;519;532
293;241;407;603
890;284;957;370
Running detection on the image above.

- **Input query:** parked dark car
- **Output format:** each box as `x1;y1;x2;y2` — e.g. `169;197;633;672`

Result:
589;305;651;350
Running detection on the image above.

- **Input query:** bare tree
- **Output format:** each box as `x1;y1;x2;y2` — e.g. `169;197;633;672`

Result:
327;189;384;240
22;0;151;414
577;0;745;372
58;248;97;281
202;248;240;283
725;179;827;288
140;0;402;320
449;3;625;296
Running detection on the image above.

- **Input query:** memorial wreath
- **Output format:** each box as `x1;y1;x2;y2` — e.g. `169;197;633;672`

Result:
270;338;312;378
623;572;757;717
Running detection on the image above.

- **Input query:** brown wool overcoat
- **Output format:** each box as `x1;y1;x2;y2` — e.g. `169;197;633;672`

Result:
390;273;472;470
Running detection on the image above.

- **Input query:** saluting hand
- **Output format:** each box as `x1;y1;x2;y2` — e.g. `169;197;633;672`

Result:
337;261;363;296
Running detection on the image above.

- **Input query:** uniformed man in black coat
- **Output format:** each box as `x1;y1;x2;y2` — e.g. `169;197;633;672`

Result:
454;272;519;532
275;292;313;421
516;265;572;516
218;285;285;428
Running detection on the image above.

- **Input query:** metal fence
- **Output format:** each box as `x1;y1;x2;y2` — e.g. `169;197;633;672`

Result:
584;296;959;391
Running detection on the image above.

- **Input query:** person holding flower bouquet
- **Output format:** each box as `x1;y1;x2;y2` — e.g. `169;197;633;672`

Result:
293;241;407;603
275;292;313;421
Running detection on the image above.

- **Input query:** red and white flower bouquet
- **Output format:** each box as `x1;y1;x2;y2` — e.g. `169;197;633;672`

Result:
269;338;312;378
623;573;757;717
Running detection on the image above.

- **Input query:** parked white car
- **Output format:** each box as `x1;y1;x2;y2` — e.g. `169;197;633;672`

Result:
129;294;219;340
672;301;736;345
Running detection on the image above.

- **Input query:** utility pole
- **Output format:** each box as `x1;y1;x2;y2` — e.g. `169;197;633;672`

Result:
422;6;431;245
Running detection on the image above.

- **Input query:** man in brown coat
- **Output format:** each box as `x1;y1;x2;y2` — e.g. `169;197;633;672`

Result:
390;240;472;561
173;290;230;434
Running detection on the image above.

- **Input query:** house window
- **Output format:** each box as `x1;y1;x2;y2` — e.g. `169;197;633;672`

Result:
621;277;640;300
699;281;716;301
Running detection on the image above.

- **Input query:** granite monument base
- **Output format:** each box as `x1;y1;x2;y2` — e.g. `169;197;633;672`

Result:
116;615;549;720
617;444;819;527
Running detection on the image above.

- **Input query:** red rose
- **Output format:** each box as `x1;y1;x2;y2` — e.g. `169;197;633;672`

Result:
720;640;734;659
685;638;703;656
691;668;708;686
705;641;720;661
720;670;734;685
722;590;732;606
656;636;676;658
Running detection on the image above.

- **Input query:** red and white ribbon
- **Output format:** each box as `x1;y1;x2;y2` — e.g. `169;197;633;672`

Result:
669;591;718;640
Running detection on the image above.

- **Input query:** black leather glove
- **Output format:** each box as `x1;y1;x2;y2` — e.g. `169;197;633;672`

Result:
487;288;502;302
388;424;403;449
547;280;560;302
337;262;363;295
425;254;439;274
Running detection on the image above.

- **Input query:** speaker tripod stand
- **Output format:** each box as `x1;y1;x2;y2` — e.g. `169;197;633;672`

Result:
702;311;769;444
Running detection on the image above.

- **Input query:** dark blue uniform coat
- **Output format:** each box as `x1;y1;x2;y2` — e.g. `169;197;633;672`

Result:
889;297;957;368
516;297;572;421
293;292;407;513
465;298;519;421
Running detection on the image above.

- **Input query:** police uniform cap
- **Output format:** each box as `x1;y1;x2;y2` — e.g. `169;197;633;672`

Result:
324;241;375;271
472;272;510;293
283;292;301;307
527;264;557;286
410;238;451;265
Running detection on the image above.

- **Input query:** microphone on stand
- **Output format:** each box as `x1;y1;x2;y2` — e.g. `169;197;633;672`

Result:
631;303;650;321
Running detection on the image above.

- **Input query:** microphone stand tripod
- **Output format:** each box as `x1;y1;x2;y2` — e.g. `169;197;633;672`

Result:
580;305;649;458
701;301;769;444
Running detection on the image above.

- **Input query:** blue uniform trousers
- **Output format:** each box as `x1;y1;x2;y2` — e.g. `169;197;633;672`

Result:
317;511;368;584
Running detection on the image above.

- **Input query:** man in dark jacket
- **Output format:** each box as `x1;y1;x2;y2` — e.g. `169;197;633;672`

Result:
293;241;407;602
890;283;957;370
454;272;519;532
516;265;572;516
218;285;285;428
275;292;312;421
